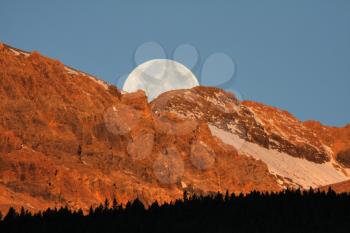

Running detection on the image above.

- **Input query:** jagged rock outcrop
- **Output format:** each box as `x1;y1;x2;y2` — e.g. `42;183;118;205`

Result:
151;87;330;163
151;87;350;189
303;121;350;167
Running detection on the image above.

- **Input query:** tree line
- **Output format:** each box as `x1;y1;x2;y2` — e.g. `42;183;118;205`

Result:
0;188;350;233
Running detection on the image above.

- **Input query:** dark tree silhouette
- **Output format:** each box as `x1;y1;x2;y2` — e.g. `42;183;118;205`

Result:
0;188;350;233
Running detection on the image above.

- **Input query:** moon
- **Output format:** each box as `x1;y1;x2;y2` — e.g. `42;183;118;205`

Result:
123;59;199;101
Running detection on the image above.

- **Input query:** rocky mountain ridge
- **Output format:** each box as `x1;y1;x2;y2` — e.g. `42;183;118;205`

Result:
0;43;349;213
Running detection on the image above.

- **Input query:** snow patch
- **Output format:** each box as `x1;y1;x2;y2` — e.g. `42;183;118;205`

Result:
9;48;30;57
64;66;79;75
204;92;239;113
85;74;109;90
244;105;265;127
64;66;109;90
209;125;350;189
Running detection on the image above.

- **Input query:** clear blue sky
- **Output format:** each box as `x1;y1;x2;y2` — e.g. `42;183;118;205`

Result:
1;0;349;126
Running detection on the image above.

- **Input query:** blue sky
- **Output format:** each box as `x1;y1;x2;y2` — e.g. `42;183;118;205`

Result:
1;0;349;126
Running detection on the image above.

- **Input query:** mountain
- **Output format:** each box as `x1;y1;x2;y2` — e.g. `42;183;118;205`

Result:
152;88;350;188
0;43;349;213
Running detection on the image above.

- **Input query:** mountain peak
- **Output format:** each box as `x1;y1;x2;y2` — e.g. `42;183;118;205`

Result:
0;44;349;213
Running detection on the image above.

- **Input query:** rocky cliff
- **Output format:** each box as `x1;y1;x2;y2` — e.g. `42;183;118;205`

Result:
0;43;349;214
0;43;280;213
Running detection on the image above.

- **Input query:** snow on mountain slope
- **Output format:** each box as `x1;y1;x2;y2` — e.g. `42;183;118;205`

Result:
151;87;330;163
5;44;30;57
63;66;109;89
209;125;350;189
152;87;350;189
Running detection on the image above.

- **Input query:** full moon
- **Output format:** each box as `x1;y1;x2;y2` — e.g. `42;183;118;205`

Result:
123;59;199;101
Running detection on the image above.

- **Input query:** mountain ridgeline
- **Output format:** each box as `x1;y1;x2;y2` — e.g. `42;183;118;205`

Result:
0;43;350;214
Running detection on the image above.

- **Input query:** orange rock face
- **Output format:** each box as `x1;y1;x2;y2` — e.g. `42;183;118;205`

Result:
151;87;332;163
0;44;280;214
303;121;350;167
319;179;350;193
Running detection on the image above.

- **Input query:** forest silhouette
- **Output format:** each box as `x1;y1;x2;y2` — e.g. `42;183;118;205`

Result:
0;188;349;233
